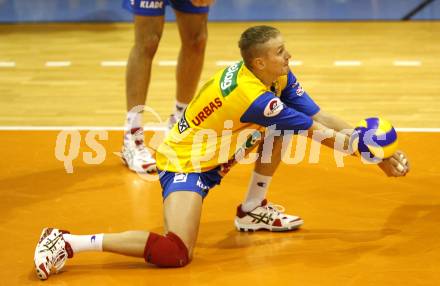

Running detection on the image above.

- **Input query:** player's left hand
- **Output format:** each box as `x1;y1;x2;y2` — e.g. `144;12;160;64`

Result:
378;150;410;177
191;0;215;7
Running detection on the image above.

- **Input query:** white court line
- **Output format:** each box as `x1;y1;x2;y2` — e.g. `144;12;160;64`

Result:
0;61;16;67
0;126;167;131
215;61;238;66
0;126;439;132
393;60;421;67
158;60;177;66
396;127;439;132
45;61;71;67
334;60;362;66
101;61;127;67
289;60;303;66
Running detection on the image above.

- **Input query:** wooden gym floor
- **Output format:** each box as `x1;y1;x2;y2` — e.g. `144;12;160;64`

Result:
0;22;439;285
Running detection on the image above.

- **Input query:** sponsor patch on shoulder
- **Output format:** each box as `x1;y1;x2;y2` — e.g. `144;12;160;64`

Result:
295;82;304;96
263;98;284;117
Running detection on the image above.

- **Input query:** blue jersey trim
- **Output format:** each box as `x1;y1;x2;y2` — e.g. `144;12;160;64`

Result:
240;92;313;132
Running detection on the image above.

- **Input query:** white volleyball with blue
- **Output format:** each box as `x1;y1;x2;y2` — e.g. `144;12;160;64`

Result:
353;117;398;160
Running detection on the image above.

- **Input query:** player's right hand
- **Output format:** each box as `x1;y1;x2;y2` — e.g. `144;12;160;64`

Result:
378;150;410;177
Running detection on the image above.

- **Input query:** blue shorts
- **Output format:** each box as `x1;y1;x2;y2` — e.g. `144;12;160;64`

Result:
122;0;209;16
158;167;222;199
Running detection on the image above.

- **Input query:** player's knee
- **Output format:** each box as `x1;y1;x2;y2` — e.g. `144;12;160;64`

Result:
144;232;190;268
182;32;207;53
193;32;208;52
135;33;161;57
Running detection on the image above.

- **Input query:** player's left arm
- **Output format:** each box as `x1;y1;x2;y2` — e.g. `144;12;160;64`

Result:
308;119;410;177
315;111;410;176
312;110;353;132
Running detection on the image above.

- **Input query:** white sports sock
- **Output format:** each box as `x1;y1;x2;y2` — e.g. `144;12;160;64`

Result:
126;111;142;130
241;171;272;212
124;111;143;144
63;234;104;254
174;101;188;118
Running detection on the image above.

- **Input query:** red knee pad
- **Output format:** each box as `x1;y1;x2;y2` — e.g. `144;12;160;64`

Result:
144;232;189;267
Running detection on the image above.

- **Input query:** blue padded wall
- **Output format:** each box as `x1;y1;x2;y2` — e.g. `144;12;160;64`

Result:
0;0;439;23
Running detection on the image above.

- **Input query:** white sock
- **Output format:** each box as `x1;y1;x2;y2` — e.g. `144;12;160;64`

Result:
124;111;142;143
241;171;272;212
174;101;188;118
126;111;142;130
63;234;104;254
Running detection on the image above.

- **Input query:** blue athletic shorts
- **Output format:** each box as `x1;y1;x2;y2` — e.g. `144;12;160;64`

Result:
122;0;210;16
158;167;222;199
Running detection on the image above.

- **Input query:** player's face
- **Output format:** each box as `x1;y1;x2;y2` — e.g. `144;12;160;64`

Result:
262;35;291;77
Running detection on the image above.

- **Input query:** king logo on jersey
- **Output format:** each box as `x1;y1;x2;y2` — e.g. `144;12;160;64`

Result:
263;98;284;117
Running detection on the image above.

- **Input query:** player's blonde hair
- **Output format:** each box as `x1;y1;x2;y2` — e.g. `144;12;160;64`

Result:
238;25;280;68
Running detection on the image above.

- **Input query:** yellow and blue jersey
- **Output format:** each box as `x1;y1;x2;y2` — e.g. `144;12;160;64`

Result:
156;61;320;174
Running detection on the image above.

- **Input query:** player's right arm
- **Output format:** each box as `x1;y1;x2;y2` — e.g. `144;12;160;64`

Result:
241;95;409;177
240;91;350;152
278;73;410;177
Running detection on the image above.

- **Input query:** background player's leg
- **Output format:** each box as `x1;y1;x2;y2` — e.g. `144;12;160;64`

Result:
126;15;164;113
122;15;165;174
170;10;208;125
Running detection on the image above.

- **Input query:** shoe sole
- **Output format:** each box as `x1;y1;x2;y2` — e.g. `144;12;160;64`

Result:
234;219;304;232
36;262;49;280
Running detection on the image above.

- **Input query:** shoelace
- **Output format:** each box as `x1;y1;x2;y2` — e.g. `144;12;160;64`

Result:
41;232;62;254
265;203;286;216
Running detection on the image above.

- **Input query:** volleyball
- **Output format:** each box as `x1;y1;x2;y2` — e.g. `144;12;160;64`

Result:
352;117;398;160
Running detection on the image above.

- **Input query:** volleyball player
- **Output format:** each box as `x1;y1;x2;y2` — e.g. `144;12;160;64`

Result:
34;26;409;280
